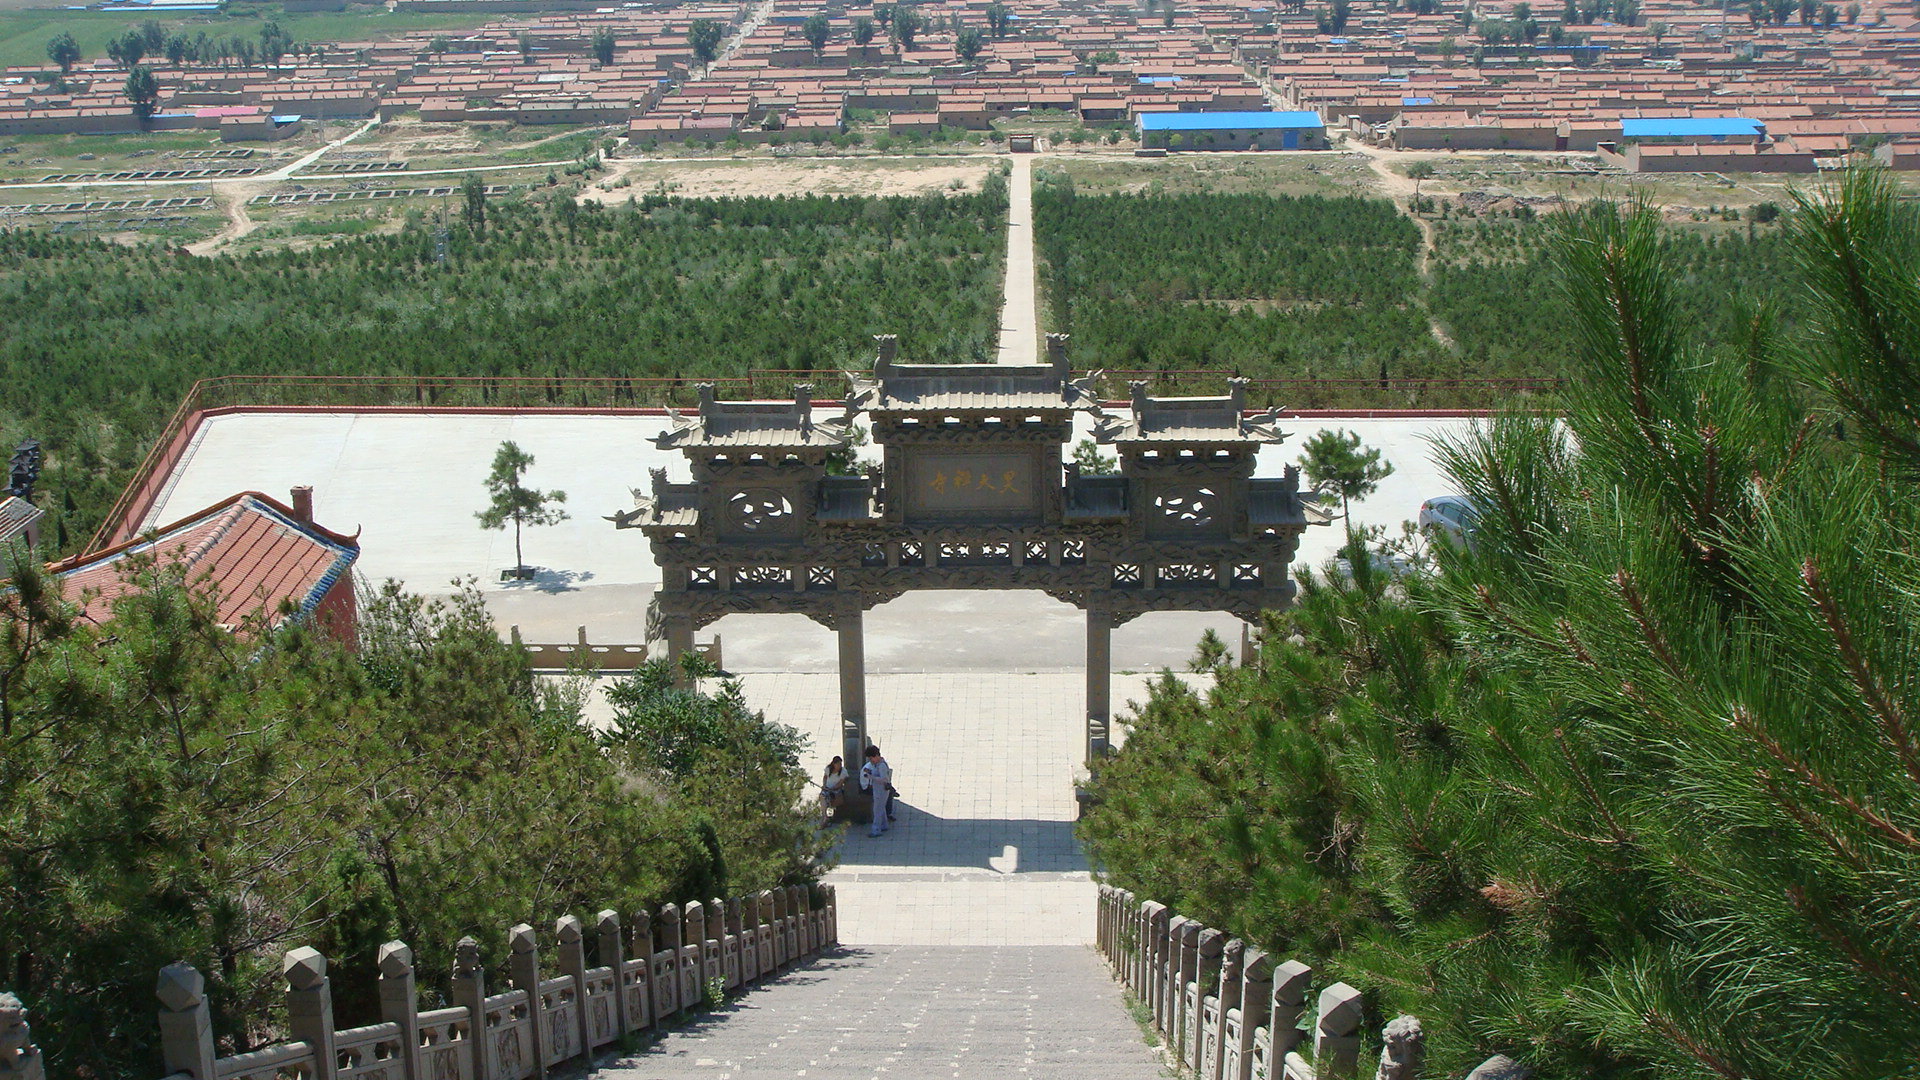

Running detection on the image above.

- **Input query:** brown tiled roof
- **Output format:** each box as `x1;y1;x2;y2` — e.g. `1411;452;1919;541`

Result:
51;492;358;628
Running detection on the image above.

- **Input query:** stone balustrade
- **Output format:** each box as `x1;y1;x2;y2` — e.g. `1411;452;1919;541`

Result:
0;885;836;1080
1098;885;1466;1080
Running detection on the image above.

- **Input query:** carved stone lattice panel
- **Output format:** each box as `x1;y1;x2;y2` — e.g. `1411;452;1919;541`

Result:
728;489;794;533
861;543;887;567
900;541;924;566
808;566;836;587
1154;487;1217;528
1157;563;1218;586
1233;563;1261;584
1062;539;1086;564
690;566;718;589
733;565;793;588
1113;564;1142;587
938;542;1013;565
1025;540;1049;562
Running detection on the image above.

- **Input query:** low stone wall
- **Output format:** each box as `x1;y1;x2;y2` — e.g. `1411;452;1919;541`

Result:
1097;886;1520;1080
2;887;836;1080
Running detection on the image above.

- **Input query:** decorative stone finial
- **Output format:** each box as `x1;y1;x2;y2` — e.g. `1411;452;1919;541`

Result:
597;910;621;936
1318;982;1365;1035
556;915;583;944
508;924;538;954
283;947;327;992
1374;1015;1424;1080
377;942;413;977
455;937;482;975
155;963;206;1012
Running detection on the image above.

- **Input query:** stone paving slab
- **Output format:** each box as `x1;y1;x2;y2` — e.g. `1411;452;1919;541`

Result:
603;946;1167;1080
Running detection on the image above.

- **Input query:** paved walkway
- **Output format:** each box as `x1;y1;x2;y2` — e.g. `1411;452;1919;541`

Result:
602;946;1166;1080
995;156;1039;365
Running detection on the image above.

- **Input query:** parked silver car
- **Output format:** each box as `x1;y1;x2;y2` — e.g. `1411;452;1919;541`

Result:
1418;495;1477;547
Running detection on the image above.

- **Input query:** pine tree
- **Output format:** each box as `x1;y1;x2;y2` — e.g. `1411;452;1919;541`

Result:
475;440;567;578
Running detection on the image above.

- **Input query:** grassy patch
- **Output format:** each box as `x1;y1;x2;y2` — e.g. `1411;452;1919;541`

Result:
0;3;484;68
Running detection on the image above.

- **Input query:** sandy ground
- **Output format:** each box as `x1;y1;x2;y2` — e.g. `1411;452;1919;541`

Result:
582;156;993;202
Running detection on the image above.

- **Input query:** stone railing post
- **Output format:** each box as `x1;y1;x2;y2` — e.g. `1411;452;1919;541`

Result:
1190;929;1223;1074
824;884;839;945
508;924;547;1080
450;938;487;1080
756;892;775;977
597;910;628;1038
284;948;338;1080
377;942;423;1080
1237;949;1273;1080
1210;939;1244;1080
1374;1016;1423;1080
723;898;744;987
1140;901;1167;1027
771;890;790;970
1170;918;1200;1052
0;993;46;1080
556;915;590;1066
1464;1054;1528;1079
707;897;726;977
156;963;218;1080
658;903;683;1016
1314;982;1364;1080
630;908;655;1027
681;901;706;1007
1133;897;1151;993
1271;959;1312;1061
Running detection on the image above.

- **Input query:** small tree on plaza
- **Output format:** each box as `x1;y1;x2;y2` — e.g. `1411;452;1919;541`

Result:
477;441;568;579
1299;427;1394;525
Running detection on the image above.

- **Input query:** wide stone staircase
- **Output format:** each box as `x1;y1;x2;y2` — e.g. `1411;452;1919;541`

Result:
604;671;1169;1079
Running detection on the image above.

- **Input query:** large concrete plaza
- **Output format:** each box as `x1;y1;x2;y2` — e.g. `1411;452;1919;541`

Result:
146;406;1464;949
146;409;1468;669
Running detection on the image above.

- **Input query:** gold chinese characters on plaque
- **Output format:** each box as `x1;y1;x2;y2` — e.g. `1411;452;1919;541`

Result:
904;453;1039;521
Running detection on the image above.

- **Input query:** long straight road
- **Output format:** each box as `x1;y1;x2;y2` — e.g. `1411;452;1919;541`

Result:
994;155;1040;365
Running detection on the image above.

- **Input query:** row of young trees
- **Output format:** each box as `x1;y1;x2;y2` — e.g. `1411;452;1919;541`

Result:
46;19;301;74
0;565;828;1080
1079;170;1920;1079
0;182;1008;555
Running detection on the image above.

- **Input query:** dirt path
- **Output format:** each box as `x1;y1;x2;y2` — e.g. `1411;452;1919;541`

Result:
186;181;265;255
1346;141;1456;350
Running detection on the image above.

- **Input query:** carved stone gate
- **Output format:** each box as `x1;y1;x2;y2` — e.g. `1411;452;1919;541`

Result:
614;336;1327;765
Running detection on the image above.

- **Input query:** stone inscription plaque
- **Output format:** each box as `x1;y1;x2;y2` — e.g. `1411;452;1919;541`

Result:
904;452;1038;521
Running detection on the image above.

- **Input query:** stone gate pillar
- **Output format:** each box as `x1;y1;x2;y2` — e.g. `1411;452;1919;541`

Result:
1086;606;1113;761
837;609;868;766
664;612;695;687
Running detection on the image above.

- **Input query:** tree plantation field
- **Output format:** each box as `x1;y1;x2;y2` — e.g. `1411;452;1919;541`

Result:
1034;183;1447;378
0;182;1006;553
1033;185;1801;390
1426;213;1803;378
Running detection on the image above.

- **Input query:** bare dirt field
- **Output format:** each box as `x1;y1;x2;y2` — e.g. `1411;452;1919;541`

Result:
583;155;996;202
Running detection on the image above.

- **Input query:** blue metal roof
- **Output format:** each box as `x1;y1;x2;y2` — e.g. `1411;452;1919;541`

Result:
1621;116;1763;138
1138;110;1324;131
1403;96;1436;105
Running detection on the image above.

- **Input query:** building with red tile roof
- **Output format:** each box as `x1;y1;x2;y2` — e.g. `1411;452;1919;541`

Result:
49;488;360;642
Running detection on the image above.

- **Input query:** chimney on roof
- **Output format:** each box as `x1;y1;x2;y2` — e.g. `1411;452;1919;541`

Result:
290;486;314;523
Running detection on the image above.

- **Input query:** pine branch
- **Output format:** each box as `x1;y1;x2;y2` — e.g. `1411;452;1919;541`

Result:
1614;570;1685;680
1800;557;1920;789
1732;706;1920;855
1785;885;1920;1013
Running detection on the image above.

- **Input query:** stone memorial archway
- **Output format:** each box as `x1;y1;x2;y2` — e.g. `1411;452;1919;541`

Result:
612;335;1327;765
